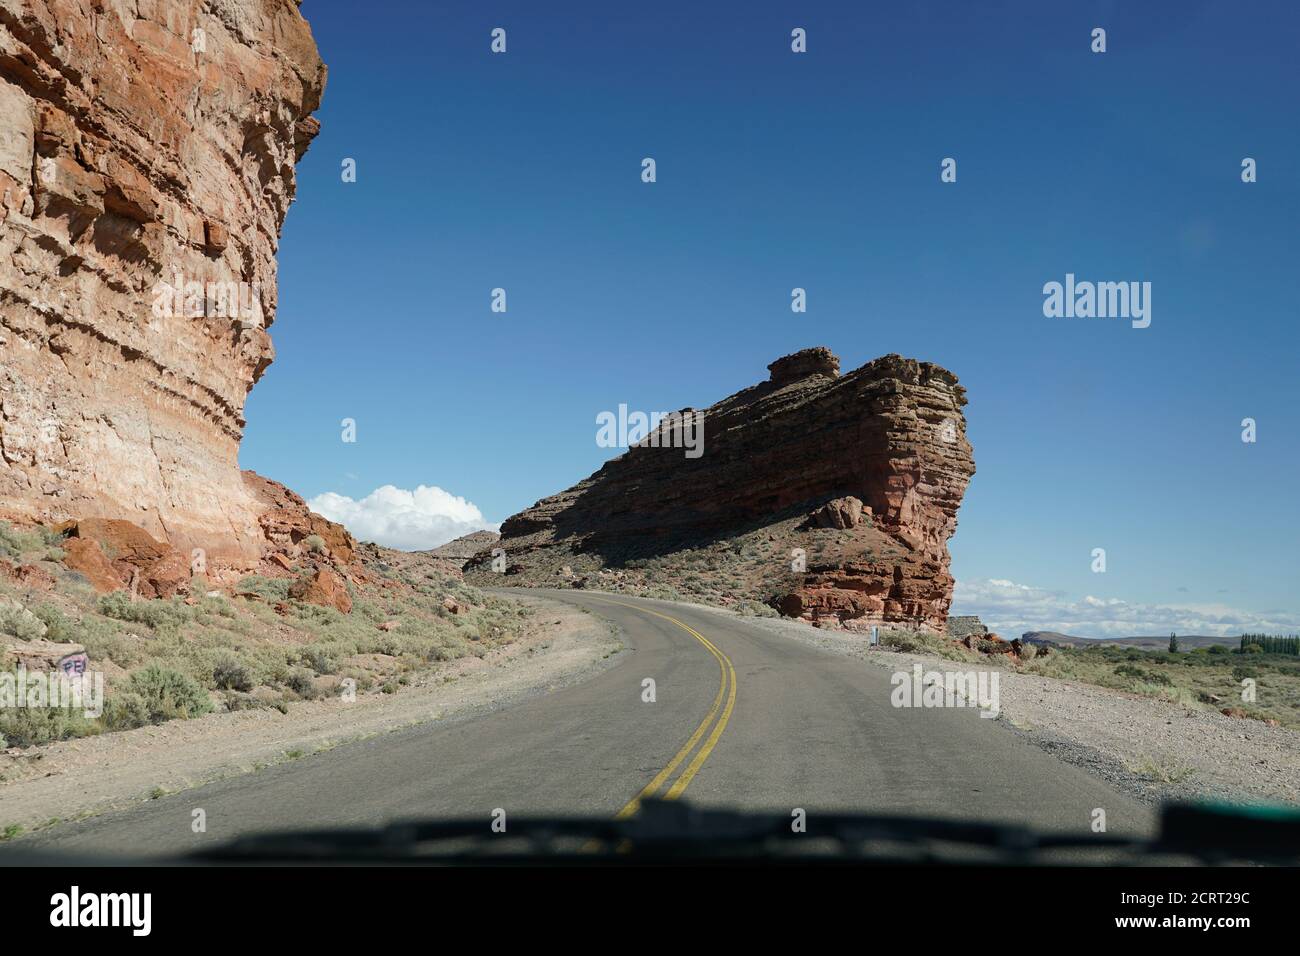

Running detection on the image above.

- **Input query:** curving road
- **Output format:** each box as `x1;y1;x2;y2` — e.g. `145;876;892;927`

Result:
2;590;1156;859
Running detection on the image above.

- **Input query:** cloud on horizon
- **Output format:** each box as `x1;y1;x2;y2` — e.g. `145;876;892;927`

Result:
952;577;1298;640
308;485;497;552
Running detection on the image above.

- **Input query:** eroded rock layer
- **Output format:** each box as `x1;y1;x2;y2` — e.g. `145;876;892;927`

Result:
0;0;325;564
467;348;976;632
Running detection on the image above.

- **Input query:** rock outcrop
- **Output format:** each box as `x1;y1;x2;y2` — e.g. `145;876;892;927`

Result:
419;529;500;575
0;0;326;568
466;347;975;632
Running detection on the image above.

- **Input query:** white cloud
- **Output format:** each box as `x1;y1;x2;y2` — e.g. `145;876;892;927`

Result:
952;577;1297;640
308;485;498;552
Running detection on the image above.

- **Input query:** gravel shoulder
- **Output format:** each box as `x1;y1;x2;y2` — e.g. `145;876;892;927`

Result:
0;594;623;835
660;599;1300;809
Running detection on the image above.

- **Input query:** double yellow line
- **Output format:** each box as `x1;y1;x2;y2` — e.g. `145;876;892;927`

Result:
588;599;737;818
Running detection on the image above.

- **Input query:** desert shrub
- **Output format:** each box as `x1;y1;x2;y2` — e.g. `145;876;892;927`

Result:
77;616;138;668
1243;643;1264;654
284;668;318;698
299;646;336;675
98;592;193;635
102;691;151;731
32;604;74;642
235;575;292;602
735;600;778;618
1018;643;1038;661
1115;663;1173;686
196;595;237;620
221;692;276;714
0;702;100;747
880;630;976;662
302;534;326;554
0;522;45;559
124;664;212;721
212;657;254;692
0;604;46;641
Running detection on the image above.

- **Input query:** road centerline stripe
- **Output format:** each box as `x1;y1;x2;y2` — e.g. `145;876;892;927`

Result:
585;597;737;817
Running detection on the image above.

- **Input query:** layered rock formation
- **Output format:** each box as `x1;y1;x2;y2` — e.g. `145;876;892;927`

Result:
0;0;326;568
466;347;976;632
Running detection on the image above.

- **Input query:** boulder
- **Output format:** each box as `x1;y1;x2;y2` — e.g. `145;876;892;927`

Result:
2;638;85;672
62;536;127;593
143;549;193;599
57;519;190;598
289;568;352;614
812;496;867;530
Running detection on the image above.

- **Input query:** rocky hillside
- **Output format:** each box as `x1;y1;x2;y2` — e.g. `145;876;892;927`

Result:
466;347;976;632
421;530;500;565
0;0;326;572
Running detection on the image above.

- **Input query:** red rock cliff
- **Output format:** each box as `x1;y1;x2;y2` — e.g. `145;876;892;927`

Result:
0;0;325;565
467;347;976;632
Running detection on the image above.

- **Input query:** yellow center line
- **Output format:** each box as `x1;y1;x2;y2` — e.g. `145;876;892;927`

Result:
585;596;737;817
665;646;736;799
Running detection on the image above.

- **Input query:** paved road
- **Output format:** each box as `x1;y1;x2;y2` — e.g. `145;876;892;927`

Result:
2;590;1155;859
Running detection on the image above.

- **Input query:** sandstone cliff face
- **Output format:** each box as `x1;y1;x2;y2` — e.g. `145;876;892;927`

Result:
0;0;325;565
467;348;976;632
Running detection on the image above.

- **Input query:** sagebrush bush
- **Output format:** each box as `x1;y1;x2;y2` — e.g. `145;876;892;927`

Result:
284;668;318;699
1115;663;1173;686
0;604;46;641
77;616;138;668
299;646;336;675
235;575;292;602
125;664;212;721
98;592;193;635
0;522;45;559
0;702;100;748
102;691;151;731
212;657;254;692
32;604;74;642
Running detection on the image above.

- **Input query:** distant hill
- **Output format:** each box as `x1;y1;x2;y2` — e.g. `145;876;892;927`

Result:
1021;631;1238;650
420;530;500;564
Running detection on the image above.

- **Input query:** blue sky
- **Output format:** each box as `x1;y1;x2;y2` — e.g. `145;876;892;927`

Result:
241;0;1300;637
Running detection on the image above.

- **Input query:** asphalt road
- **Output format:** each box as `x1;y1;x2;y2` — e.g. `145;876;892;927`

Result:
2;590;1156;860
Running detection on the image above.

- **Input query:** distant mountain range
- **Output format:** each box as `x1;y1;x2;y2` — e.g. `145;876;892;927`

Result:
1021;631;1237;650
